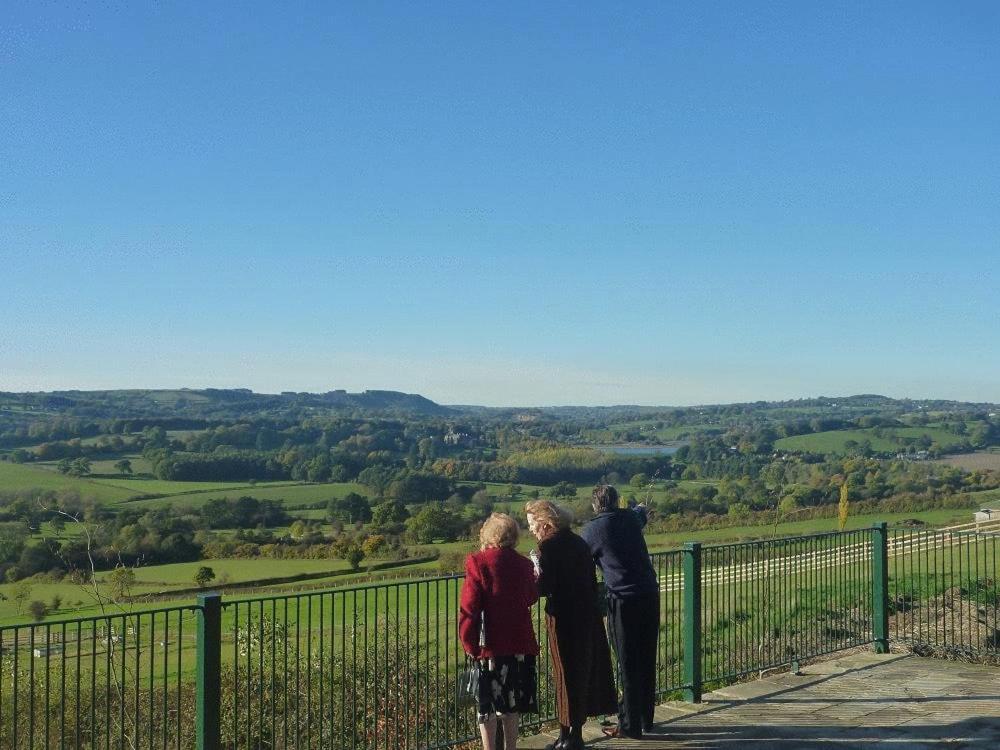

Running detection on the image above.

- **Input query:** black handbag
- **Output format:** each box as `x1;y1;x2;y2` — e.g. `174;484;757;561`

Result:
458;656;480;707
458;613;486;707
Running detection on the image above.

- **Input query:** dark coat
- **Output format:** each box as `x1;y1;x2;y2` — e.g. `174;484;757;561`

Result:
580;509;658;598
537;528;618;725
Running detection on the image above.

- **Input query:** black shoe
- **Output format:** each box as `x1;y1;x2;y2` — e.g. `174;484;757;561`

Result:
543;742;564;750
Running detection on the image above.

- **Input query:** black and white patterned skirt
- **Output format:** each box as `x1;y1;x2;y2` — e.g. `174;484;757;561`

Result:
476;654;538;722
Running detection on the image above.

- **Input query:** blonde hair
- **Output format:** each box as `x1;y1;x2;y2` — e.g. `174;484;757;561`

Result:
479;513;520;550
524;499;571;539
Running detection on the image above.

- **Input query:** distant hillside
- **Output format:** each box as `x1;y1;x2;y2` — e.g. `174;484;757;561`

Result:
0;388;452;420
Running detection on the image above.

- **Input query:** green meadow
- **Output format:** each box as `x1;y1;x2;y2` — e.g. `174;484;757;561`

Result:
0;460;307;506
0;461;137;501
775;426;968;455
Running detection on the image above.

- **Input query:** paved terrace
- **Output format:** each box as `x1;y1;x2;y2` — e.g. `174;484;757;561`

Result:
522;652;1000;749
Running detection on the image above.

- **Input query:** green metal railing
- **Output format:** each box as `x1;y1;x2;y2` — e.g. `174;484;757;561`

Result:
888;525;999;659
0;605;200;749
693;528;877;693
215;555;685;749
2;524;997;749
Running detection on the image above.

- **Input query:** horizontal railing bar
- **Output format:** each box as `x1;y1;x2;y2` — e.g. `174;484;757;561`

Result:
0;604;201;632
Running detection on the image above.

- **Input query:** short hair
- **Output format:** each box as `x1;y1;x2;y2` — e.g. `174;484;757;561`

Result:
524;499;572;535
479;513;519;549
592;484;620;513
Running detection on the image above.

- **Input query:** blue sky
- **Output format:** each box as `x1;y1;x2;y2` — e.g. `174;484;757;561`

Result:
2;2;998;406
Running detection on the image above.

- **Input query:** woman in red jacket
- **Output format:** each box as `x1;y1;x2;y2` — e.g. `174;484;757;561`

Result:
459;513;540;750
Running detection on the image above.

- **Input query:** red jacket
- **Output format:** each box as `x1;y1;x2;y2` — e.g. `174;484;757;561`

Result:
459;546;540;658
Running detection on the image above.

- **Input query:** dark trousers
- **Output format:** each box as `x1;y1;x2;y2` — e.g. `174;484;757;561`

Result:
607;591;659;738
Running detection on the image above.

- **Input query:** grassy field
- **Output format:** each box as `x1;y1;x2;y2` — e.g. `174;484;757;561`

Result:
123;481;370;510
0;460;309;506
775;426;968;455
86;455;155;474
0;555;419;625
122;558;355;586
0;461;137;501
643;505;982;550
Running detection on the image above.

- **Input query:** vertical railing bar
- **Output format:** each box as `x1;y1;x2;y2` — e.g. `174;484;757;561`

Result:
872;523;889;653
12;626;19;750
319;593;324;750
394;585;401;749
424;580;429;749
120;614;127;750
29;623;36;749
232;604;239;750
927;531;941;646
307;595;313;750
245;602;252;750
162;613;168;750
0;627;5;750
396;586;400;750
434;579;440;746
295;596;301;750
44;623;51;750
62;621;68;750
134;613;141;750
176;613;183;750
196;594;222;750
149;612;155;750
286;600;292;749
364;587;370;750
271;599;277;749
413;583;418;750
328;593;334;750
682;541;702;702
258;599;265;750
340;591;345;750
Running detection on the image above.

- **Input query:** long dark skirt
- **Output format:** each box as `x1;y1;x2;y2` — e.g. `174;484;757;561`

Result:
546;613;618;726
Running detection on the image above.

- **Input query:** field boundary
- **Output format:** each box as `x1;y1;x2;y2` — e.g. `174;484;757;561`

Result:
127;554;438;600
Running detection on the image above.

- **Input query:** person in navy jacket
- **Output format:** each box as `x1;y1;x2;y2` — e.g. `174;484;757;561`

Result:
460;513;539;750
580;485;659;740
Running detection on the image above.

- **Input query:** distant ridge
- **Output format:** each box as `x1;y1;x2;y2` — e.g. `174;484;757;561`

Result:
0;388;453;419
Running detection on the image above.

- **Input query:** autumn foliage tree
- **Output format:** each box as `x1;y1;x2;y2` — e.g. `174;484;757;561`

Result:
838;483;850;531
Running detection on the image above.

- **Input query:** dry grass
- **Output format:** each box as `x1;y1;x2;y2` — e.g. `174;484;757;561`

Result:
888;586;1000;665
934;452;1000;472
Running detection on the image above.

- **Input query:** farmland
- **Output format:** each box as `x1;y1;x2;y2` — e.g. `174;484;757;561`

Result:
775;426;969;455
4;496;987;627
933;450;1000;472
2;389;999;629
0;462;137;501
0;461;305;506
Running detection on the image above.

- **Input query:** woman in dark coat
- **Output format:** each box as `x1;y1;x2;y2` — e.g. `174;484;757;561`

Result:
525;500;617;750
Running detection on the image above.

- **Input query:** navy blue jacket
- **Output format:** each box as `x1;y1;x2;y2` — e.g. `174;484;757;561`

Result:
580;508;658;598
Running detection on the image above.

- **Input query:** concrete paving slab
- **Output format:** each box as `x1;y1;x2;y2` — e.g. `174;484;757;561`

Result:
519;651;1000;749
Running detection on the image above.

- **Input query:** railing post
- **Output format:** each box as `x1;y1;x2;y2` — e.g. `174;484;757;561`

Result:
871;523;889;654
683;542;702;702
196;593;222;750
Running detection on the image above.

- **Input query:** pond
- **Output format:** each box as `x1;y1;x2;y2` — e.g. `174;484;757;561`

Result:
592;443;686;456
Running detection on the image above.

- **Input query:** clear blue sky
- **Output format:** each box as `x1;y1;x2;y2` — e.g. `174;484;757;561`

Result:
2;2;998;406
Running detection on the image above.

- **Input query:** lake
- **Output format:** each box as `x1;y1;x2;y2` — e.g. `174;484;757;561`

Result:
593;443;685;456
